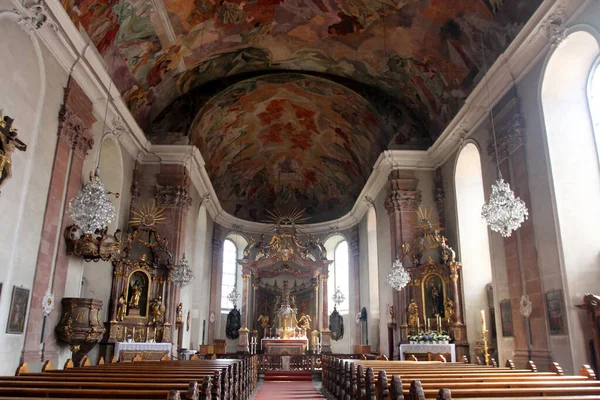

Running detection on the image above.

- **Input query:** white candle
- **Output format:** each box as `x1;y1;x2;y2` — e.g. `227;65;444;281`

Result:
124;327;128;340
481;310;486;331
146;327;149;341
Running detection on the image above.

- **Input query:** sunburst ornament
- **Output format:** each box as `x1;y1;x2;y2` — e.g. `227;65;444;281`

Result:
412;207;442;251
262;205;311;225
129;201;166;229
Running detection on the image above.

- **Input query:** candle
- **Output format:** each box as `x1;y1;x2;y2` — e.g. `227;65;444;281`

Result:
481;310;486;331
146;327;149;341
417;318;420;330
133;327;136;341
124;327;127;340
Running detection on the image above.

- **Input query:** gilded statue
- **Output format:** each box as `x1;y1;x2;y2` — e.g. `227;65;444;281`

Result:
176;303;183;324
444;298;455;324
150;295;165;325
388;304;395;323
0;112;27;189
407;299;419;327
258;315;270;329
297;314;311;330
128;280;143;309
116;293;127;321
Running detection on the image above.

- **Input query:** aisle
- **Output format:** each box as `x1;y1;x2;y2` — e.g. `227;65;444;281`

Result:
253;381;325;399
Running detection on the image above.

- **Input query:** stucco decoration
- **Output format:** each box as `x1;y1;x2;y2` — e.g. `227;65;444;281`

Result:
189;73;385;223
60;0;542;145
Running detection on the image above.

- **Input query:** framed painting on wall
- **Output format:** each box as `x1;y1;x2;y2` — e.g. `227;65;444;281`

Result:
500;299;513;337
546;289;566;335
6;286;29;334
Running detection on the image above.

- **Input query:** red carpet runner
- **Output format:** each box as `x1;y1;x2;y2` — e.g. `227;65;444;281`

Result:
254;381;324;399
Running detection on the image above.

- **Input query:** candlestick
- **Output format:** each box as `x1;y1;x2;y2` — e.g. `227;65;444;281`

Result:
481;309;486;331
146;327;149;341
133;327;136;342
417;317;420;331
124;327;128;341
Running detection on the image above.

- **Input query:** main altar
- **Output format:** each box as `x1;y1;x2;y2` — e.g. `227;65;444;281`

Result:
236;210;333;354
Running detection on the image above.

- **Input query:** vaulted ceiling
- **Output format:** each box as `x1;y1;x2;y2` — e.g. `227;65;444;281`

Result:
61;0;542;222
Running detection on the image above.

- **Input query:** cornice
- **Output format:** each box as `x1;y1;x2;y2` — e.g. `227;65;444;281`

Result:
28;0;590;233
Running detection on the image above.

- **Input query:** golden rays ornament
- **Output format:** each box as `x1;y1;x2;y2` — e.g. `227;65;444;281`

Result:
129;201;166;229
412;207;442;251
262;205;311;225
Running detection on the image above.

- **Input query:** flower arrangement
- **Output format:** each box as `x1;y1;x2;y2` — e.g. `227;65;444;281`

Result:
408;331;451;344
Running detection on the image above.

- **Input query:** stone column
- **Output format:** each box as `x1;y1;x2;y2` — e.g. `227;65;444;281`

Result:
351;232;361;346
384;171;421;343
252;279;259;332
23;80;95;364
154;165;192;330
312;278;319;333
321;274;329;330
241;273;251;328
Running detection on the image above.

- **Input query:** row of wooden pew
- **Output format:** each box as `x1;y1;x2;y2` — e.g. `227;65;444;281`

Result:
322;355;600;400
0;354;258;399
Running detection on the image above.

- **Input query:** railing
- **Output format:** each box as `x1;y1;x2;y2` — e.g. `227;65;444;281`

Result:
257;354;362;372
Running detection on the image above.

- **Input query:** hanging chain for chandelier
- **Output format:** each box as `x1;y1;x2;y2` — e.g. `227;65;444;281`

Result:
68;0;125;235
332;287;345;307
478;11;528;237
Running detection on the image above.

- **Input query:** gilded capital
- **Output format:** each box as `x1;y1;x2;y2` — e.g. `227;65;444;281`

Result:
449;261;461;281
384;190;422;214
320;274;328;283
154;185;192;210
242;274;251;282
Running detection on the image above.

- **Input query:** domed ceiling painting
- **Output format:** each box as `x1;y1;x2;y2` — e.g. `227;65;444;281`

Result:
190;74;384;223
61;0;542;146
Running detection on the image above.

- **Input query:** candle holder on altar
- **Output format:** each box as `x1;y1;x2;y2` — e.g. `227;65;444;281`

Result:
482;328;491;366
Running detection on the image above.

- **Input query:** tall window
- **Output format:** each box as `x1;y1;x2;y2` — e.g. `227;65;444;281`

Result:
455;143;493;350
588;58;600;160
221;239;237;312
326;235;349;314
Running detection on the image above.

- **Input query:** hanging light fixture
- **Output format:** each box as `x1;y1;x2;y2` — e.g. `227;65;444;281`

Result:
387;257;411;291
477;9;528;237
171;253;194;288
227;287;241;308
332;287;345;307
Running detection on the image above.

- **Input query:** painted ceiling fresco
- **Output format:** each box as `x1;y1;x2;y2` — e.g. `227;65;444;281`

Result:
61;0;542;146
189;74;385;222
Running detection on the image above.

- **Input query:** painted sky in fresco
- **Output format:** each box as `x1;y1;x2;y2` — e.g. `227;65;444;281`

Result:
190;74;385;222
61;0;542;145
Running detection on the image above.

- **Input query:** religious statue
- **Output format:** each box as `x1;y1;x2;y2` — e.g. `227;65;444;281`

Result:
258;315;269;329
407;299;419;327
128;280;143;309
297;314;311;336
431;283;441;315
444;298;455;324
176;303;183;324
0;111;27;189
388;304;395;323
434;230;456;263
116;293;127;322
226;304;241;340
149;295;165;325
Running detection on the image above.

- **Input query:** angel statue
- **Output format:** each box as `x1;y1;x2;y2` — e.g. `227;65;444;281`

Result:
116;293;127;321
297;314;312;337
258;315;269;329
0;111;27;189
150;295;166;325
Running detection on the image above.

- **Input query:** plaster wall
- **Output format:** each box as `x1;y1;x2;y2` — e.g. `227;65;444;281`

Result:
0;16;68;376
190;207;213;350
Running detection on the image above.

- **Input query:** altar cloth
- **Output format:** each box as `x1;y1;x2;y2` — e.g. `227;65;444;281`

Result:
261;338;308;354
115;342;172;361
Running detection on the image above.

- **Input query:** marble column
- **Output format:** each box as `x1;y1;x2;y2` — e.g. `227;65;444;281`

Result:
23;80;95;364
252;279;259;332
351;232;361;346
208;225;222;343
241;274;251;329
384;171;421;348
154;165;192;330
321;274;329;330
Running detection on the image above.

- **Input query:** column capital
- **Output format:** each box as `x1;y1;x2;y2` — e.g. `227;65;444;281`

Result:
384;189;422;214
449;261;461;281
154;185;192;210
242;274;251;281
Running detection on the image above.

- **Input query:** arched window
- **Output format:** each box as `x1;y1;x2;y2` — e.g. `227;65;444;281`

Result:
541;30;600;371
588;57;600;160
325;235;349;315
455;143;493;353
221;239;237;312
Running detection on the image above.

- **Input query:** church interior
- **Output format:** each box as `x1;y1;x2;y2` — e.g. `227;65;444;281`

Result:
1;0;600;398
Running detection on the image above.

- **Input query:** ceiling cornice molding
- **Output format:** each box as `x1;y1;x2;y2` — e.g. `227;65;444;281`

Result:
30;0;590;233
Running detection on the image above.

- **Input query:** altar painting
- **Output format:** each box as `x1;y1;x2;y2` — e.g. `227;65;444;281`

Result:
422;274;446;319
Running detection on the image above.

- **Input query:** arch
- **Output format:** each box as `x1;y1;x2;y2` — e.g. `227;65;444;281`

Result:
98;137;123;231
324;234;349;314
540;29;600;371
454;142;493;358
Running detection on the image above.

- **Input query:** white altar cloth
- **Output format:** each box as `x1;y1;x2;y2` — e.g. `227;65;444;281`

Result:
114;342;172;360
399;343;456;362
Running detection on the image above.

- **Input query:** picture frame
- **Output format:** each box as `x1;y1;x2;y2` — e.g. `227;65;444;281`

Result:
6;286;29;334
500;299;513;337
546;289;566;335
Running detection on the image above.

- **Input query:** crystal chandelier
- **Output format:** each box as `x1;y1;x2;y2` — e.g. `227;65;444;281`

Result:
332;287;345;306
227;287;241;307
481;175;528;237
387;257;410;291
171;254;194;288
68;169;116;235
477;18;528;237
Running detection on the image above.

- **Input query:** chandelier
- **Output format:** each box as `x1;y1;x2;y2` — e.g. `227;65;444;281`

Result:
481;176;528;237
387;257;411;291
477;15;528;237
332;287;345;306
68;170;117;235
171;254;194;288
227;287;241;307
